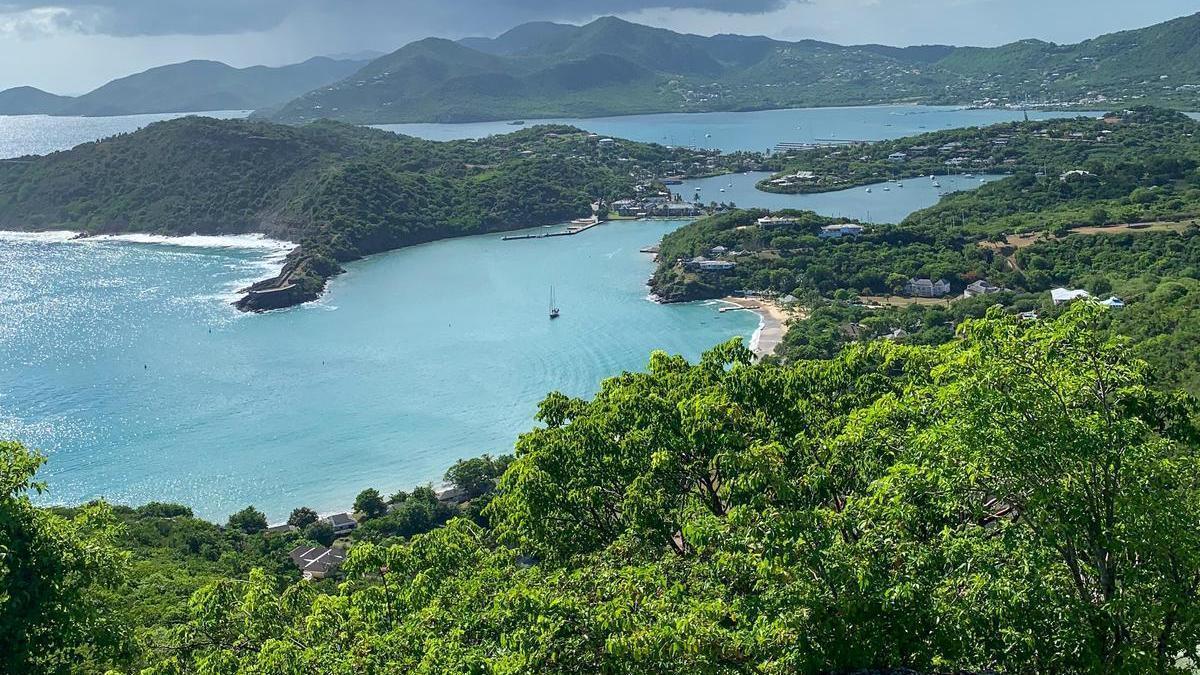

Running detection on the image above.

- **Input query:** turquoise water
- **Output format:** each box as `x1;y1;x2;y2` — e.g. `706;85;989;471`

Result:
0;110;250;159
377;105;1104;153
678;172;1004;223
0;225;758;520
0;104;1056;522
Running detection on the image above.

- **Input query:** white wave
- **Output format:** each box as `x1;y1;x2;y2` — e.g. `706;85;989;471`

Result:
748;314;766;354
0;230;81;242
83;232;294;251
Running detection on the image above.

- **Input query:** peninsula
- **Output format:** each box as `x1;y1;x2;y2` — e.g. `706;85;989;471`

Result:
0;116;763;310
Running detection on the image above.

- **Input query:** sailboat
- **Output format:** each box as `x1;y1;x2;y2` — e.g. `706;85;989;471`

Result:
549;287;560;319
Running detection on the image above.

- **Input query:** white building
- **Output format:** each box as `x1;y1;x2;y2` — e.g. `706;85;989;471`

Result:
1099;296;1126;309
1050;288;1092;305
905;278;952;298
819;223;866;239
757;216;800;228
963;280;1003;298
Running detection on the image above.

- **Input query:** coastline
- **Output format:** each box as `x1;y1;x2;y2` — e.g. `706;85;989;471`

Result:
716;296;794;358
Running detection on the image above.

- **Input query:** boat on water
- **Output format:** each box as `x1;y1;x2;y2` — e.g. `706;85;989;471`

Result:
508;120;526;126
883;186;891;191
933;182;942;188
865;188;872;193
549;287;560;319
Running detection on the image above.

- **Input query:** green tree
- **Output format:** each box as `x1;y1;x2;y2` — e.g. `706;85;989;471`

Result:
287;507;318;529
302;521;335;547
444;454;512;499
0;441;128;674
354;488;388;520
226;506;267;534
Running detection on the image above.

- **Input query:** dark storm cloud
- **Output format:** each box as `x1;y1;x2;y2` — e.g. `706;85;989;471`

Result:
0;0;789;36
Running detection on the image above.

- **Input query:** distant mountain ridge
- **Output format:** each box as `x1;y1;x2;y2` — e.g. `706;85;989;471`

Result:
268;13;1200;124
0;56;369;117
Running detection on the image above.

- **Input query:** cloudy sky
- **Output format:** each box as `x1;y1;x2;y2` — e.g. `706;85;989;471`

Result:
2;0;1197;94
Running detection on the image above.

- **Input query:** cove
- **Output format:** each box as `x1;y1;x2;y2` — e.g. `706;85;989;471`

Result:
0;223;758;521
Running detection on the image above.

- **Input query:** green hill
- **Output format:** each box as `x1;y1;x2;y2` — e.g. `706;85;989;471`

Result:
0;86;73;115
0;56;368;117
0;116;736;310
271;14;1200;124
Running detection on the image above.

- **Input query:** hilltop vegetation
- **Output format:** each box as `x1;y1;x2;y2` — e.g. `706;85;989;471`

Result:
650;107;1200;391
0;116;749;310
8;306;1200;672
270;14;1200;124
0;57;369;117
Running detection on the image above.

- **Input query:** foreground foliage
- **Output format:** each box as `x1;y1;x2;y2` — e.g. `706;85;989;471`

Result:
5;306;1190;673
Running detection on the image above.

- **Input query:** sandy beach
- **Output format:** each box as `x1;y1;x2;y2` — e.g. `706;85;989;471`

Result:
718;296;795;358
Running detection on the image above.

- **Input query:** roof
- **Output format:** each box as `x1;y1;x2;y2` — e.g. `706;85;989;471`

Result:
1051;287;1091;302
289;545;347;576
325;512;356;527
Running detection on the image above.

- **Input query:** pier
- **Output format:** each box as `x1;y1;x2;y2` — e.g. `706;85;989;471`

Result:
501;218;603;241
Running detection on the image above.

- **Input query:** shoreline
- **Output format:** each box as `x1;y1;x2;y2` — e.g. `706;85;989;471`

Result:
716;296;793;358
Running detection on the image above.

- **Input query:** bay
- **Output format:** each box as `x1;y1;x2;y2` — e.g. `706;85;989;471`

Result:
677;172;1003;223
0;103;1056;522
0;224;758;521
376;105;1105;153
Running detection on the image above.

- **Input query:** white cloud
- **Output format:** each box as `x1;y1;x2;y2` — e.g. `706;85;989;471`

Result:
0;6;91;38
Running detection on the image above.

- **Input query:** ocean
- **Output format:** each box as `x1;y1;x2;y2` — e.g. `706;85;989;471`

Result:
0;104;1075;520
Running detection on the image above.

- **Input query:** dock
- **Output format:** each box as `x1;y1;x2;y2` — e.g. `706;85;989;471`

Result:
502;218;602;241
773;139;868;153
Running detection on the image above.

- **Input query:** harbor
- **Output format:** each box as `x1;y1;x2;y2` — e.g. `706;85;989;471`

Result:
501;216;602;240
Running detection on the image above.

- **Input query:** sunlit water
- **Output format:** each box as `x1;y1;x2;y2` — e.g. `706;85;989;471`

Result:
678;172;1002;223
0;104;1046;521
377;105;1105;152
0;110;250;159
0;225;759;520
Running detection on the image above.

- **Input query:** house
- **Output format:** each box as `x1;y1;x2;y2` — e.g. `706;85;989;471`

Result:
840;322;871;340
962;280;1003;298
887;151;909;162
819;223;865;239
757;216;800;228
1060;169;1094;182
323;512;357;536
289;545;347;580
436;485;472;505
1099;296;1126;309
710;245;729;255
651;202;702;217
265;524;297;536
883;328;910;341
698;260;736;273
904;278;951;298
1018;310;1040;321
1050;288;1091;305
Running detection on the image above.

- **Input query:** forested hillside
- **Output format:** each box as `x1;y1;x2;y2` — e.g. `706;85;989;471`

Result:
0;117;738;310
7;306;1200;672
651;107;1200;391
0;57;369;117
270;13;1200;124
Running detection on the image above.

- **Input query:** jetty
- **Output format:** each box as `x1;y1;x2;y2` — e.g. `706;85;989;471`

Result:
502;217;602;241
